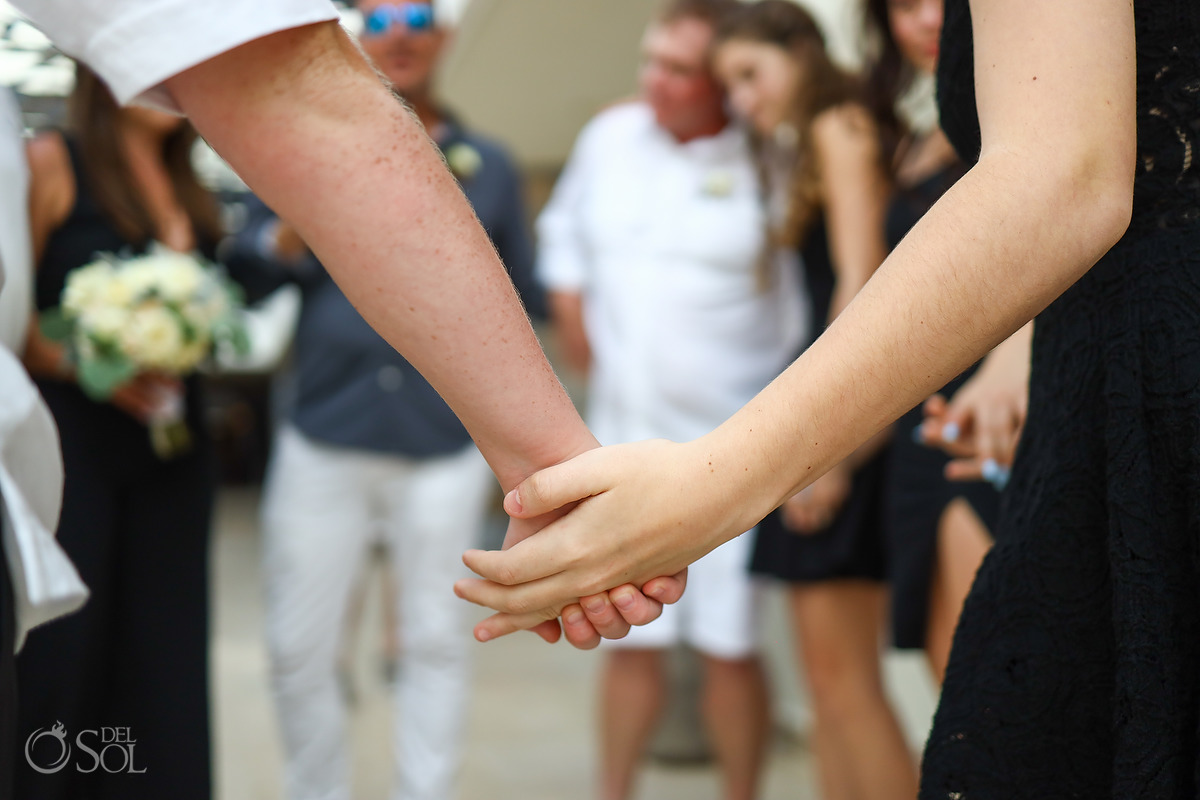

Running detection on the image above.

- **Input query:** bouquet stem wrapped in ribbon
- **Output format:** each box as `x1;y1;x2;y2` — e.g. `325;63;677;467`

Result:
40;245;249;459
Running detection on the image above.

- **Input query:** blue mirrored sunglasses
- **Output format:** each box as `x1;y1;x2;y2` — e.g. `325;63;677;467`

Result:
364;3;435;36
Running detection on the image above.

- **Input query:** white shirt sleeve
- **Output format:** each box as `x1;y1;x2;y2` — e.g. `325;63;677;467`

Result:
11;0;340;111
0;89;31;353
0;348;88;651
535;121;598;293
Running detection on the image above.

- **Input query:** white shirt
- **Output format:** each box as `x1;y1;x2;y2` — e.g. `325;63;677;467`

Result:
0;90;30;350
537;103;808;445
0;88;87;649
11;0;339;110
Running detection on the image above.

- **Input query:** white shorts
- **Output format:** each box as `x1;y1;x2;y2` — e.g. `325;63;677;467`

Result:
602;527;762;660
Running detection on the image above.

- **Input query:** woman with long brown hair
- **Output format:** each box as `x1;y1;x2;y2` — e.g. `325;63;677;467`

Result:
709;3;917;798
17;63;222;799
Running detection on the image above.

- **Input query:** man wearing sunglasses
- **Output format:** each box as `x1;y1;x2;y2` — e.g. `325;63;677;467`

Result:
223;3;544;800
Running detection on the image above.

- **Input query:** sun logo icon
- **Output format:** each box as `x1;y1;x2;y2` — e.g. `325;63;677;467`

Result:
25;720;72;774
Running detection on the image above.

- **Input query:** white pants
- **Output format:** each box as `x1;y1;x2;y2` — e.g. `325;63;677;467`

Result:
601;528;761;660
262;425;494;800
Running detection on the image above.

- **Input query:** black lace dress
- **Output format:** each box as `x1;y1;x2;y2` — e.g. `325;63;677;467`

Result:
921;0;1200;796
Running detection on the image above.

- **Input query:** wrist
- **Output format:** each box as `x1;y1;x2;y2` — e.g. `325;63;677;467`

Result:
491;427;599;494
687;429;782;538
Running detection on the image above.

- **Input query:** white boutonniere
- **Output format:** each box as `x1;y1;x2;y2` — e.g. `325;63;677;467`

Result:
701;170;735;198
445;142;483;181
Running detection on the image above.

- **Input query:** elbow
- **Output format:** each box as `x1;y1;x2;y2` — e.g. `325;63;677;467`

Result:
1080;162;1134;255
1065;138;1135;255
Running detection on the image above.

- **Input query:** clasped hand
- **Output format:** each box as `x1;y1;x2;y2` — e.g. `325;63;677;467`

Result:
454;437;760;648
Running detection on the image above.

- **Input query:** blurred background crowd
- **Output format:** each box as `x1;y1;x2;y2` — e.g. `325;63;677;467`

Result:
0;0;999;798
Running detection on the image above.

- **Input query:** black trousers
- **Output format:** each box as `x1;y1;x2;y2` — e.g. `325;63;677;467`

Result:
15;385;215;800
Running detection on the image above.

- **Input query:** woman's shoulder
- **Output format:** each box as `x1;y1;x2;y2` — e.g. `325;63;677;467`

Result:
811;103;882;170
812;103;878;144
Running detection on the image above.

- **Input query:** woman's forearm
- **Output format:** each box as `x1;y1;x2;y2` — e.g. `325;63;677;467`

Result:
707;149;1131;534
165;22;595;487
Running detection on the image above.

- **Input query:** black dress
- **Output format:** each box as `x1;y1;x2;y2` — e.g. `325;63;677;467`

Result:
921;0;1200;796
16;138;215;800
883;162;1002;650
750;215;890;584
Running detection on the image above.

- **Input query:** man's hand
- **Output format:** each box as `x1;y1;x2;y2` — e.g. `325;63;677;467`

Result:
484;507;688;647
455;438;759;639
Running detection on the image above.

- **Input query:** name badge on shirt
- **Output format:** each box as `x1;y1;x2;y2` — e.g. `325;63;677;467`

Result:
700;170;735;198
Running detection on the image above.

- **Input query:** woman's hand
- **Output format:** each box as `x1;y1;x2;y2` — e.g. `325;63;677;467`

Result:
916;323;1032;483
456;438;759;642
110;373;185;425
780;462;852;533
490;478;689;648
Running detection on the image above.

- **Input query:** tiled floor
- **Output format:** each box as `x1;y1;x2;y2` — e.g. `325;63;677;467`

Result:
210;487;937;800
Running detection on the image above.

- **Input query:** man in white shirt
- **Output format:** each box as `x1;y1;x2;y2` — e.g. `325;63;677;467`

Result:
536;2;808;798
0;86;87;799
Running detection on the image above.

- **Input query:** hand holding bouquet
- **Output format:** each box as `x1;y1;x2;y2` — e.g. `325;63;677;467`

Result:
41;244;249;458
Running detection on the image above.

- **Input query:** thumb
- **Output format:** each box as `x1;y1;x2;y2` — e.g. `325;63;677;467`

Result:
504;452;607;519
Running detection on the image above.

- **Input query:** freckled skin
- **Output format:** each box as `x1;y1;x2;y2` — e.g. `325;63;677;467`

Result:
165;21;598;495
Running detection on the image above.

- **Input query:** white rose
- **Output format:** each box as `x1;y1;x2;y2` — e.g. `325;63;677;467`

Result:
171;337;212;373
181;286;228;331
120;305;186;371
155;256;205;303
117;261;161;302
62;262;116;316
77;305;131;342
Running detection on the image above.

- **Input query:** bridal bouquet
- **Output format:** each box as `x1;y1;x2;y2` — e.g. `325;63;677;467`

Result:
41;245;249;458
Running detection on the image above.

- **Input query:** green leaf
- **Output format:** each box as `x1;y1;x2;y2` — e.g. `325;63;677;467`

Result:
39;308;75;342
77;355;137;401
228;322;251;356
166;304;198;343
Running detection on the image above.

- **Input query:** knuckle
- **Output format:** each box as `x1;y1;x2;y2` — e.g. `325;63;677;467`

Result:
507;594;539;615
492;564;520;586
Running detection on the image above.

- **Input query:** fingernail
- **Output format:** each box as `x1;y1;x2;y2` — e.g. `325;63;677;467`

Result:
981;458;1000;481
647;584;665;600
476;629;492;643
565;610;584;626
942;422;959;443
613;589;635;610
505;487;522;514
583;597;605;614
982;459;1011;491
912;424;927;444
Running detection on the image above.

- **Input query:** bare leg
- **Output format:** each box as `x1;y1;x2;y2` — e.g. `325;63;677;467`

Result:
701;654;769;800
789;582;918;800
600;649;667;800
925;498;992;683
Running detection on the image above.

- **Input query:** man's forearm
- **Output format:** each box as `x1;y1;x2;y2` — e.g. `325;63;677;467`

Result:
166;22;595;486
